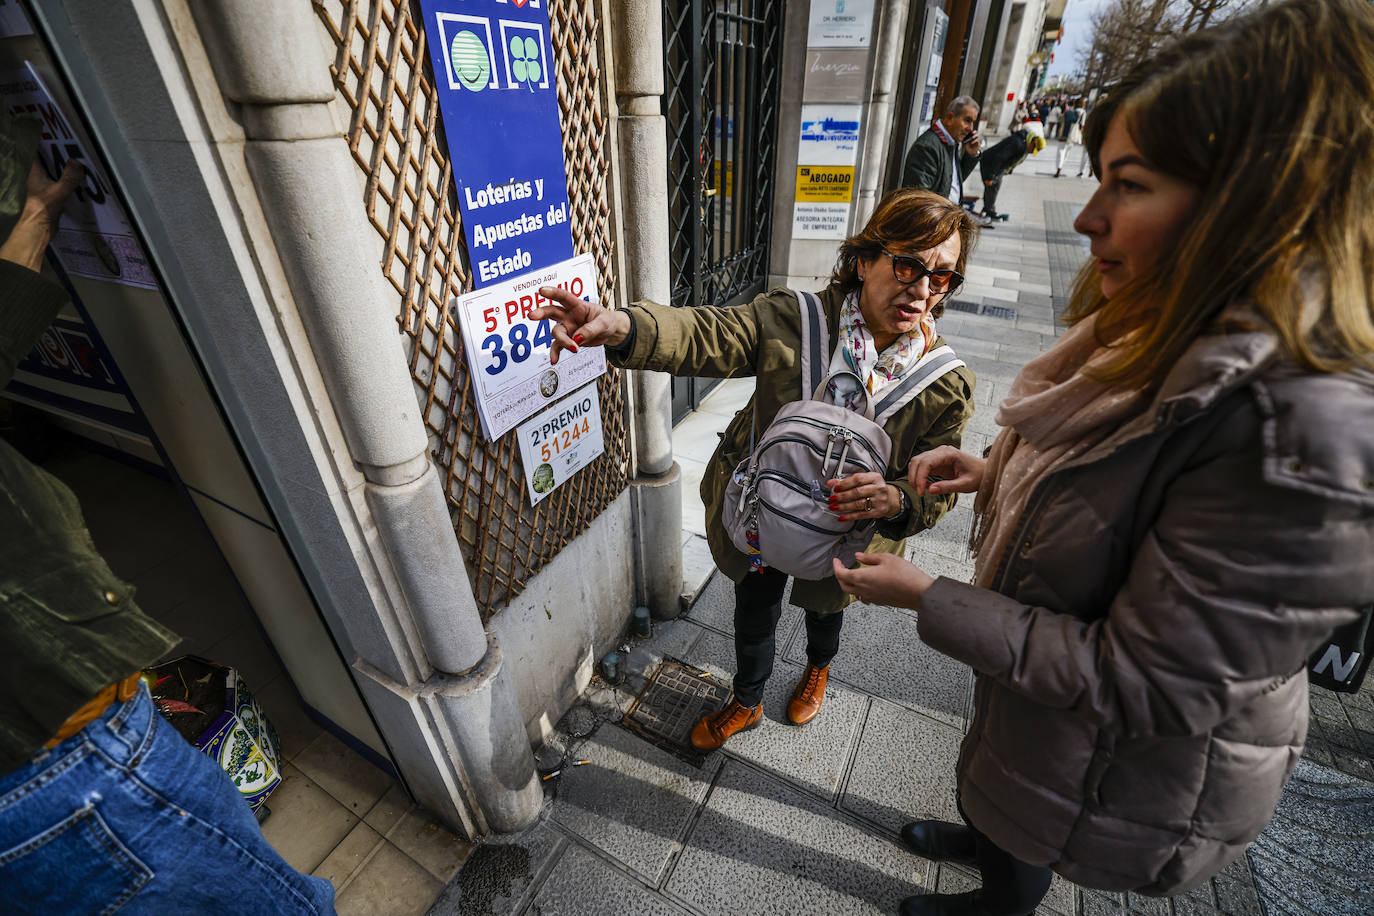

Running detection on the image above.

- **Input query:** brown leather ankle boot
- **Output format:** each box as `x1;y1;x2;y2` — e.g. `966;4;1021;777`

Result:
689;698;762;750
786;663;829;725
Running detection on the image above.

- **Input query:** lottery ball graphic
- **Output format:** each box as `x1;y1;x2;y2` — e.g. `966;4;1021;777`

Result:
450;31;489;91
539;369;559;398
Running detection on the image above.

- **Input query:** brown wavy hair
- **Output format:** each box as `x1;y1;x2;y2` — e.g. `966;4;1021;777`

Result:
1068;0;1374;389
830;188;979;319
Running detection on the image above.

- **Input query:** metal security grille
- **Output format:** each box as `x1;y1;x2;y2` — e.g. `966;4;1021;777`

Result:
314;0;627;619
662;0;782;420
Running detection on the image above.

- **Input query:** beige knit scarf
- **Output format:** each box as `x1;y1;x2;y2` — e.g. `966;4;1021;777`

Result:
970;313;1150;588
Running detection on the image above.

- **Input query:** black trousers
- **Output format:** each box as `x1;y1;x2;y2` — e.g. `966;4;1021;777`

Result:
981;175;1003;217
731;567;844;707
959;798;1053;915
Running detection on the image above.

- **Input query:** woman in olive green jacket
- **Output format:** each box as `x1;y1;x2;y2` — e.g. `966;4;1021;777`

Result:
534;189;976;750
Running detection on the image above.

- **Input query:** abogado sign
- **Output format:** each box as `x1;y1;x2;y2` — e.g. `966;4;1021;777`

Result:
419;0;574;288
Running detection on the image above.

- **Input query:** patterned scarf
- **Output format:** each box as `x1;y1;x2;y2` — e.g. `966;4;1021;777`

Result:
836;290;936;407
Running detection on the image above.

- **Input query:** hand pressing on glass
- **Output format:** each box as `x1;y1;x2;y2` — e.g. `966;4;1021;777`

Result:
0;160;84;272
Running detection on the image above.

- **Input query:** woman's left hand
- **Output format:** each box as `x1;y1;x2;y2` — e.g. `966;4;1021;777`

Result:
831;553;935;609
826;472;901;521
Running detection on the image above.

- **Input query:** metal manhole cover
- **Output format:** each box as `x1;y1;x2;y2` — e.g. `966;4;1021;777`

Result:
946;299;1017;321
622;658;730;766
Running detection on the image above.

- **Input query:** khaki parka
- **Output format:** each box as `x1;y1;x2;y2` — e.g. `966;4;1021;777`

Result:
612;285;975;613
917;315;1374;895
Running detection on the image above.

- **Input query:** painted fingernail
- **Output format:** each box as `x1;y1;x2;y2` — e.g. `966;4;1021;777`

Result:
573;334;584;344
567;343;579;354
837;515;848;521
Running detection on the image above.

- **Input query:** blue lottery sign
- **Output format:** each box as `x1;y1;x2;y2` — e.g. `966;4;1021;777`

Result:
419;0;574;287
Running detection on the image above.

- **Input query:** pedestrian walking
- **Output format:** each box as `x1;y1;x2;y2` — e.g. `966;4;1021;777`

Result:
834;1;1374;913
1045;101;1062;140
533;190;977;754
1054;101;1084;177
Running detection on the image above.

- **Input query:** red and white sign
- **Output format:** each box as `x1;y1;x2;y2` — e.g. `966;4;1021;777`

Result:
454;252;606;440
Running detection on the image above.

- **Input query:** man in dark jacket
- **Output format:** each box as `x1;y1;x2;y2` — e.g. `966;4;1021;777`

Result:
977;123;1045;223
901;96;983;205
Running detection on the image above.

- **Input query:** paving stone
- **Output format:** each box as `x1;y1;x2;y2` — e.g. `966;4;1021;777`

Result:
428;821;562;916
940;332;1001;359
1248;759;1374;914
710;657;868;800
841;699;964;834
665;761;926;915
960;353;1029;384
998;342;1046;366
1042;874;1078;915
525;844;692;916
939;317;1057;348
1211;853;1265;916
906;543;976;585
685;569;737;633
915;505;977;563
550;723;721;883
975;378;1001;407
789;599;972;729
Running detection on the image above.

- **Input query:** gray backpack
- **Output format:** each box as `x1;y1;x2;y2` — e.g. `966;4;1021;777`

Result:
721;290;965;580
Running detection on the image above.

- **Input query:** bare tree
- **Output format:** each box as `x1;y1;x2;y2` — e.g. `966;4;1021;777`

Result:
1074;0;1260;95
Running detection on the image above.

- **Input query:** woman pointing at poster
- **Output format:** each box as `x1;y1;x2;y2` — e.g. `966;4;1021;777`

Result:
531;188;977;752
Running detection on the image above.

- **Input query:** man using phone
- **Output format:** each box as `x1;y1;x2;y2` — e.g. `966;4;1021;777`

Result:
901;96;983;212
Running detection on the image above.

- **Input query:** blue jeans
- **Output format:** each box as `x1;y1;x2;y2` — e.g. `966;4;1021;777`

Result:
0;681;335;914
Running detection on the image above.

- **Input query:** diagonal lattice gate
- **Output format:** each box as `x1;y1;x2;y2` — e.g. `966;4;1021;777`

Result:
313;0;627;619
662;0;783;420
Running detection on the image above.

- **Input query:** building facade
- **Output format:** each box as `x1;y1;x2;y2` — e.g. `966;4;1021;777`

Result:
3;0;1061;839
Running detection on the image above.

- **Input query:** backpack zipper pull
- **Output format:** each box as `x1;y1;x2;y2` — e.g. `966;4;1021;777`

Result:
834;430;853;479
736;466;756;514
821;428;839;477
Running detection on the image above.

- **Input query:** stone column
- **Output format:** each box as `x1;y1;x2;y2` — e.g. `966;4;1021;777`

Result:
854;0;911;228
192;0;541;833
612;0;683;619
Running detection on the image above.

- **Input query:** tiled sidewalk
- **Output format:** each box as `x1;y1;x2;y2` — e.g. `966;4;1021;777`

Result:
433;150;1372;915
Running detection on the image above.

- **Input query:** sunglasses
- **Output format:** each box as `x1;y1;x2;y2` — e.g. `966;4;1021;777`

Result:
881;250;963;294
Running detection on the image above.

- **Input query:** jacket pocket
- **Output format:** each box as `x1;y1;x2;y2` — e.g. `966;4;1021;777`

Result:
1082;730;1117;808
5;558;135;623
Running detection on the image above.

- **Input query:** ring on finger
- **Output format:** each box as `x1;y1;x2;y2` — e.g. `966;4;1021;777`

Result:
864;496;872;511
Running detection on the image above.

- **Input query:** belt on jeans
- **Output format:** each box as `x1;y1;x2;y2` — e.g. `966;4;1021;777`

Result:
45;672;143;749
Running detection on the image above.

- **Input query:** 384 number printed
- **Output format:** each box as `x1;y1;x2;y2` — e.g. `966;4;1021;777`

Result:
481;319;555;375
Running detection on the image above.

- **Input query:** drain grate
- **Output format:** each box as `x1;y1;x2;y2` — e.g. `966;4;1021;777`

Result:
946;299;1017;320
622;658;730;766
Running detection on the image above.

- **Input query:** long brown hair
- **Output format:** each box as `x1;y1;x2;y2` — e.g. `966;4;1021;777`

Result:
1067;0;1374;389
831;188;978;319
